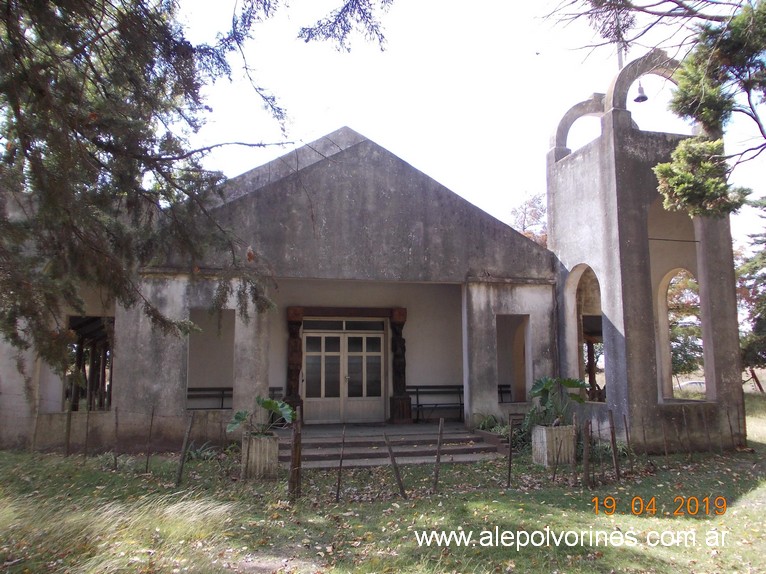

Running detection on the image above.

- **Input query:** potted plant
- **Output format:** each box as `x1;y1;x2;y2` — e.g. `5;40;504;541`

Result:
528;376;588;467
227;396;295;479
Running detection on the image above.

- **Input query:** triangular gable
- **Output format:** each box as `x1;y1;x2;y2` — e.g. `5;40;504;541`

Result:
222;127;367;205
212;128;553;284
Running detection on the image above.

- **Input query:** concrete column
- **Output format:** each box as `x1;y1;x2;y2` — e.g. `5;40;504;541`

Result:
693;217;743;407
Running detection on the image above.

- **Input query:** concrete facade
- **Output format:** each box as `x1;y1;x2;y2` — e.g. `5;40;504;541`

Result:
547;50;744;450
1;126;556;450
0;52;744;453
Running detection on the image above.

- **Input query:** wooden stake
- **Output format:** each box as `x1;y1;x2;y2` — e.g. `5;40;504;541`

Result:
681;406;693;459
335;425;346;503
289;416;302;501
736;401;746;447
175;412;195;487
641;416;648;455
571;413;579;483
145;405;155;473
432;418;444;493
608;410;620;481
622;414;633;474
701;408;712;453
506;415;514;488
672;421;684;459
726;408;736;448
551;437;563;483
113;406;119;471
596;417;604;481
582;420;591;489
749;367;764;393
83;406;90;460
64;403;73;457
661;419;669;466
718;413;725;454
384;433;407;499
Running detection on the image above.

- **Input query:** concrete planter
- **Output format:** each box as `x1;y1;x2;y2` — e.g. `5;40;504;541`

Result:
532;425;576;467
242;434;280;479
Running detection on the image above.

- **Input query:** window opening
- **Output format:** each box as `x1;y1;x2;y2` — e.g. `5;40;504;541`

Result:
66;316;114;412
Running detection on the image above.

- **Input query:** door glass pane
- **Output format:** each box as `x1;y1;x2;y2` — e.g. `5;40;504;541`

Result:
325;356;340;397
303;320;343;331
345;320;385;331
347;356;363;397
326;336;341;353
366;337;381;353
367;356;382;397
348;336;363;353
305;336;321;353
305;356;321;398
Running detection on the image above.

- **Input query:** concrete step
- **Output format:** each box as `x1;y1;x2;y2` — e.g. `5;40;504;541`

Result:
278;441;497;462
294;451;500;469
278;431;484;450
276;427;499;468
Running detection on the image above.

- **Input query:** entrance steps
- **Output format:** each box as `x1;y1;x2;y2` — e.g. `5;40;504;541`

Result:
276;425;500;469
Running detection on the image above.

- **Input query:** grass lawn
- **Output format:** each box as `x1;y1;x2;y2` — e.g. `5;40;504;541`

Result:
2;392;765;574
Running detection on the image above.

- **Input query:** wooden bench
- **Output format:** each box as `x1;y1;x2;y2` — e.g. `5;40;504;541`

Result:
406;384;464;422
186;387;233;410
498;384;513;403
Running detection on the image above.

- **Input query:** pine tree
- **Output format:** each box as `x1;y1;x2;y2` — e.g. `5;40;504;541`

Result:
0;0;391;372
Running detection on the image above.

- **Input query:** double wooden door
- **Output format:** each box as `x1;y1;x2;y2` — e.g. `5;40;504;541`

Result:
302;332;385;423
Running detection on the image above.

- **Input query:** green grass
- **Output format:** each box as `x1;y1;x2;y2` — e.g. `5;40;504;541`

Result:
2;394;766;573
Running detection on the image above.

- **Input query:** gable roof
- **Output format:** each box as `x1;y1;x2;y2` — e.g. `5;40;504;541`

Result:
211;127;553;284
221;126;367;205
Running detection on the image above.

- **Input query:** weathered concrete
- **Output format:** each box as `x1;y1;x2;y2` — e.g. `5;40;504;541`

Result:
3;128;555;450
547;50;744;452
211;128;553;283
2;69;743;453
462;280;556;423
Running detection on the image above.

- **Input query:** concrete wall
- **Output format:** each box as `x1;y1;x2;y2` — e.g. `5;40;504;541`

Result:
266;278;465;417
188;308;235;394
105;275;263;449
0;287;115;449
212;131;553;284
4;128;560;449
0;345;36;448
463;281;556;423
32;409;234;454
547;53;744;451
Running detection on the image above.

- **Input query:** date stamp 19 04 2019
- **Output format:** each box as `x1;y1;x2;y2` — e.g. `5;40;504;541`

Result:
592;495;727;516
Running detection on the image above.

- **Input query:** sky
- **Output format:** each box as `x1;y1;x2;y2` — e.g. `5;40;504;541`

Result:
180;0;764;247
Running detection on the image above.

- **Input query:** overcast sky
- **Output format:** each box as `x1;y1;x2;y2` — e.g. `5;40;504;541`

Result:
181;0;763;246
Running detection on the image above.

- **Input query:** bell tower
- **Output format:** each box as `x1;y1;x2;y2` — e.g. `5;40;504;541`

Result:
547;50;744;451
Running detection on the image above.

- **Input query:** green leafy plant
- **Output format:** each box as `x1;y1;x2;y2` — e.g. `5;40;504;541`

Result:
476;414;500;431
528;376;589;426
227;396;295;436
185;441;219;462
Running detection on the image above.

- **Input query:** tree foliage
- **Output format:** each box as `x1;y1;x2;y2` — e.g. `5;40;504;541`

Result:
0;0;391;372
298;0;394;50
668;1;766;161
552;0;764;216
739;199;766;370
654;138;750;217
666;269;703;377
510;192;548;247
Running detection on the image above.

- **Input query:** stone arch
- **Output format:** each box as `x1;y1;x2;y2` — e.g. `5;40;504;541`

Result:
563;264;606;400
657;267;703;400
551;93;605;159
605;49;680;111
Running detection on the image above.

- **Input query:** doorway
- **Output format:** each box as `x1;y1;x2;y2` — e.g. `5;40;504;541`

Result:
302;321;386;423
